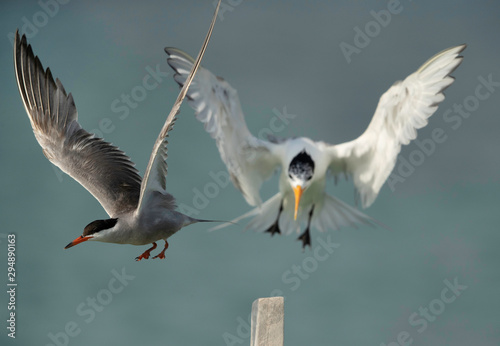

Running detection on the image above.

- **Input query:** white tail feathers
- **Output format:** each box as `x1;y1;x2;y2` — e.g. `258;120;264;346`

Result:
209;193;282;232
311;193;383;232
210;192;386;234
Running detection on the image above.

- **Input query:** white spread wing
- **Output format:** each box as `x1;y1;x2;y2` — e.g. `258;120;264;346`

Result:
166;48;281;206
326;44;466;208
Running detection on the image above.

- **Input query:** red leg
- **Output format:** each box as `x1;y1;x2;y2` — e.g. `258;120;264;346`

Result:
135;242;157;261
153;240;169;259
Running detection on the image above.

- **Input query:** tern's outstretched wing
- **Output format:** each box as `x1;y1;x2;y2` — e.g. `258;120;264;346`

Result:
326;44;466;208
14;31;142;217
136;0;221;213
165;48;281;207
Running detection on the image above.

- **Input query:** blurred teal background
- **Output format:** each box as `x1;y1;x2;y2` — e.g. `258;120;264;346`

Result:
1;1;499;345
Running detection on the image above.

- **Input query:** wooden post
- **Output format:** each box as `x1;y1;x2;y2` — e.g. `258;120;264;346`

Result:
250;297;284;346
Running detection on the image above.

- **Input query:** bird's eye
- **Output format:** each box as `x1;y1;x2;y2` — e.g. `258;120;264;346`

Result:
288;173;292;179
306;176;312;181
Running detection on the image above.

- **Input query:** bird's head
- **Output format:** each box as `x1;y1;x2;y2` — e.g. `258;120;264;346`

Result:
288;150;315;220
64;218;118;249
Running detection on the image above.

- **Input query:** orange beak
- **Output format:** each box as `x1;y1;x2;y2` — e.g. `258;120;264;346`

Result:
293;185;303;220
64;235;92;249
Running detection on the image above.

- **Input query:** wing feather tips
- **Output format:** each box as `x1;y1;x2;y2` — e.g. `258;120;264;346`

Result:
14;31;79;136
166;49;194;81
15;34;33;112
167;50;221;138
397;45;465;145
167;50;213;123
417;44;466;79
164;47;196;64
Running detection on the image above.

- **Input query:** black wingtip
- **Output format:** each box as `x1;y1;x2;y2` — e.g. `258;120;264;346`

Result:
16;30;28;50
14;30;23;55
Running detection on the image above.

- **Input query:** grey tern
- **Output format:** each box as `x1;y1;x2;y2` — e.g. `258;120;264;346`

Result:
14;0;222;260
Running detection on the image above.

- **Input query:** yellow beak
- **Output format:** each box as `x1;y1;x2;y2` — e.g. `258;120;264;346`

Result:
293;185;303;220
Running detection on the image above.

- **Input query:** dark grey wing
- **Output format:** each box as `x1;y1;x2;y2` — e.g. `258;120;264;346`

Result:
14;31;142;217
136;0;221;213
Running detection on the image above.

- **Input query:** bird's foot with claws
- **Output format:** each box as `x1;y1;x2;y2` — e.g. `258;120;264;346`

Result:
135;242;157;261
135;252;151;261
297;228;311;249
265;222;281;237
153;251;166;259
152;240;169;259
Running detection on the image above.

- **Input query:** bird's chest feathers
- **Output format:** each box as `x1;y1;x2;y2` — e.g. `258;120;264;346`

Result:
280;177;325;202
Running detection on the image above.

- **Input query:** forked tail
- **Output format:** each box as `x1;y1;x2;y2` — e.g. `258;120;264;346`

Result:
209;192;388;234
184;217;236;228
310;193;388;233
209;193;283;232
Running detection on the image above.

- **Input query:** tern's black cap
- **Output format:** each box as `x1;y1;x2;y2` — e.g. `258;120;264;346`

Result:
83;218;118;237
